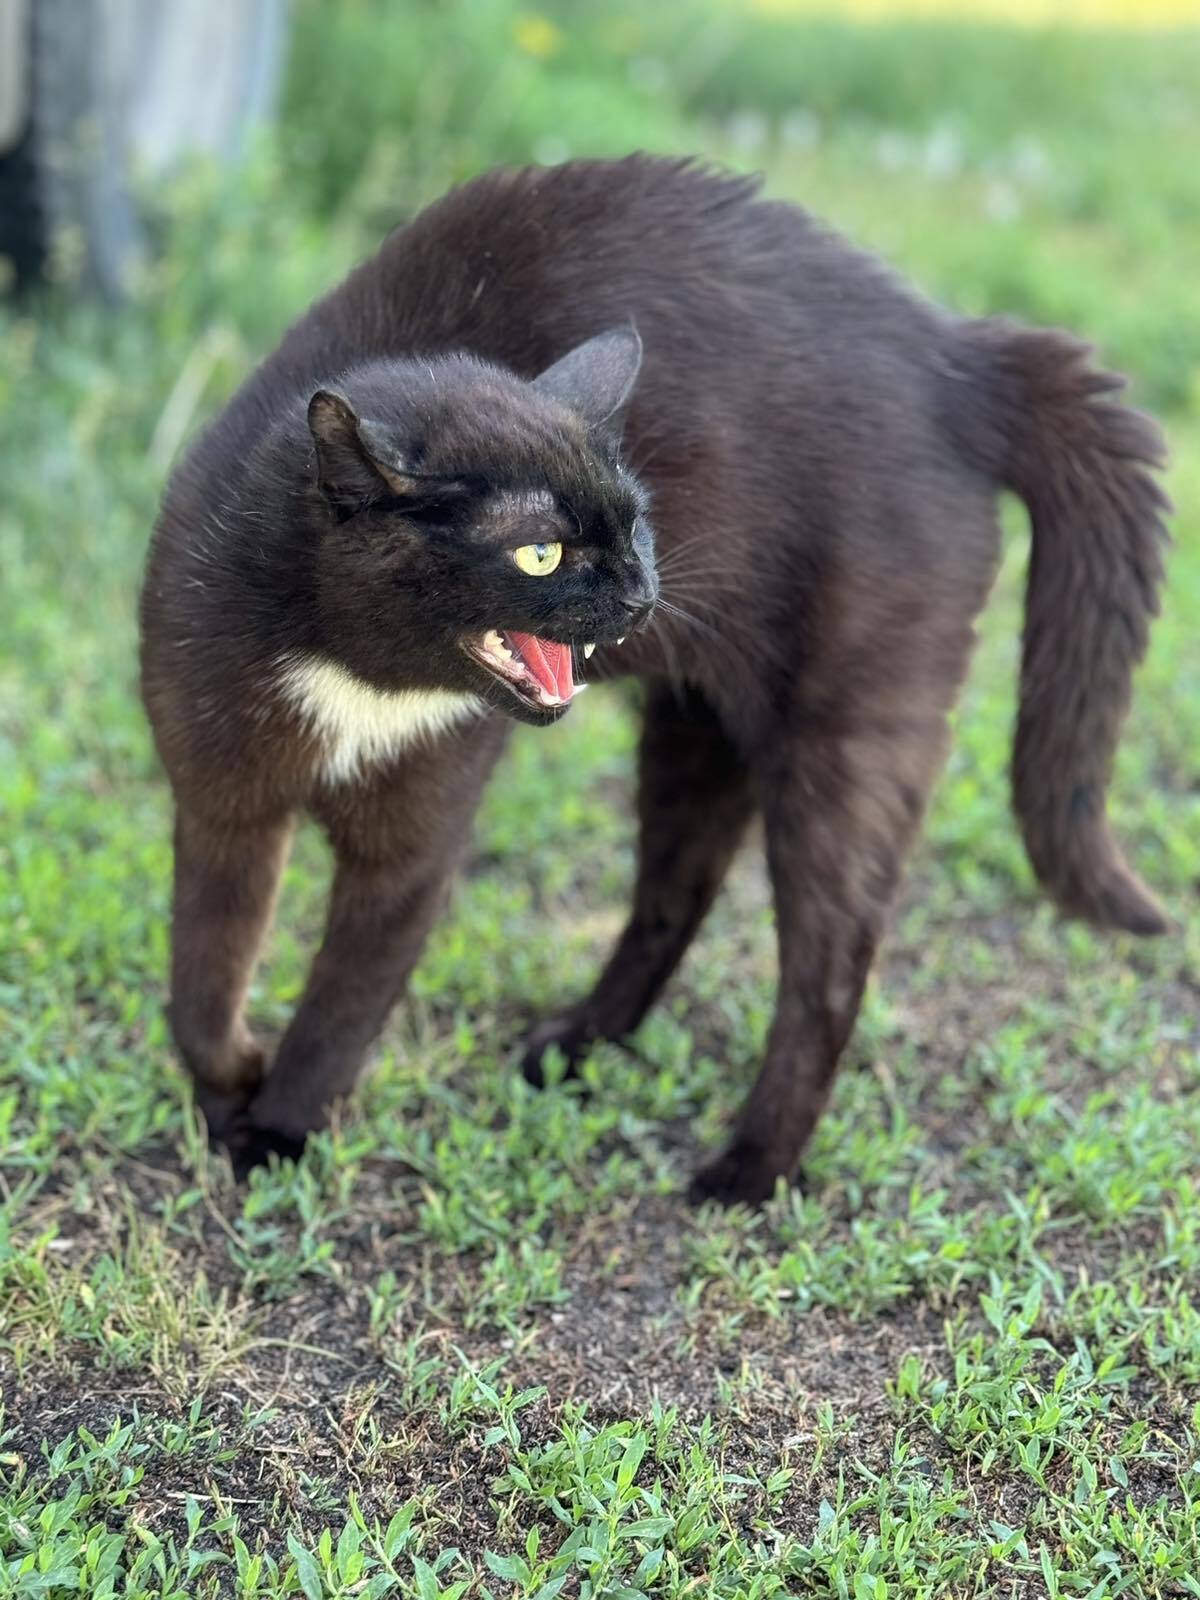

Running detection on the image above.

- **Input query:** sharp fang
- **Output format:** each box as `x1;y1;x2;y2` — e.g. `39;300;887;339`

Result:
482;629;512;661
583;643;596;659
616;636;626;646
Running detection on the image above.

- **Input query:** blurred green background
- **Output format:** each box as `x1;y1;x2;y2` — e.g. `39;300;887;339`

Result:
278;0;1200;408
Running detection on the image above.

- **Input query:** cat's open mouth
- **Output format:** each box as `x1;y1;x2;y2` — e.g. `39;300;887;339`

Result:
466;628;585;714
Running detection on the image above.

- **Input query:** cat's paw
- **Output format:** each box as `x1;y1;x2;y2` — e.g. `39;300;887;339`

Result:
193;1038;272;1153
688;1140;795;1208
213;1114;309;1180
203;1103;309;1179
194;1079;258;1147
519;1015;592;1088
229;1123;310;1180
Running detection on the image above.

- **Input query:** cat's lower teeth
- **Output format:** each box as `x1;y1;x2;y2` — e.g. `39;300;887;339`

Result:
482;629;513;661
473;628;572;711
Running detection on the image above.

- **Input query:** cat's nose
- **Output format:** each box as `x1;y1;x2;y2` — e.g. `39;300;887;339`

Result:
623;595;656;632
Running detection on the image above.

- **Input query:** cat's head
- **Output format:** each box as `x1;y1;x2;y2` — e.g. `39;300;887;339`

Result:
303;329;657;726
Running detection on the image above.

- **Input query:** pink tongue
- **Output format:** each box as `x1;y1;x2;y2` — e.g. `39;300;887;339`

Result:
508;632;574;700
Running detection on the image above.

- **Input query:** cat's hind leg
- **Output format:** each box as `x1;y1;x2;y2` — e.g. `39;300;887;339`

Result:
522;680;754;1082
690;712;951;1206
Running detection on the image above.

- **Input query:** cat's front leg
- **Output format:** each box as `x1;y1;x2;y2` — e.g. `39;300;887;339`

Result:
242;732;506;1169
240;849;454;1166
168;807;294;1142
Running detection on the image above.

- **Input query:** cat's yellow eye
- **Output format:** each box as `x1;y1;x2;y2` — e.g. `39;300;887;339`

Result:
512;541;562;577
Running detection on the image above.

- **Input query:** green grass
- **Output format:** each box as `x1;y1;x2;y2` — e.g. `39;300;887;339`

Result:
2;3;1199;1595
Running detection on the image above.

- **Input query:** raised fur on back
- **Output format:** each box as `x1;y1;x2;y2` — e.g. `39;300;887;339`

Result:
141;156;1170;1204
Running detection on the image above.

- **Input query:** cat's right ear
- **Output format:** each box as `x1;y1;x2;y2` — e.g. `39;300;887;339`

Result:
531;327;643;435
307;390;419;511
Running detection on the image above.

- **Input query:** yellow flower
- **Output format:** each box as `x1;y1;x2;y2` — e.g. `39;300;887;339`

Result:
514;13;565;58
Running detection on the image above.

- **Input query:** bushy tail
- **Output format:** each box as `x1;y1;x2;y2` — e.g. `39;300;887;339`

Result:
943;318;1170;935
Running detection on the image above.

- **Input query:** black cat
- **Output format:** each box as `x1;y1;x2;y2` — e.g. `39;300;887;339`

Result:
140;156;1168;1203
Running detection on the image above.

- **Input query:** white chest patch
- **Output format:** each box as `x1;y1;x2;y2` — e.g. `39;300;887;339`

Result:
277;654;483;784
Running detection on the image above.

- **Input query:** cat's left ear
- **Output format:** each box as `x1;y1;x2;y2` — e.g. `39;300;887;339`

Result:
531;327;643;434
307;389;421;508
